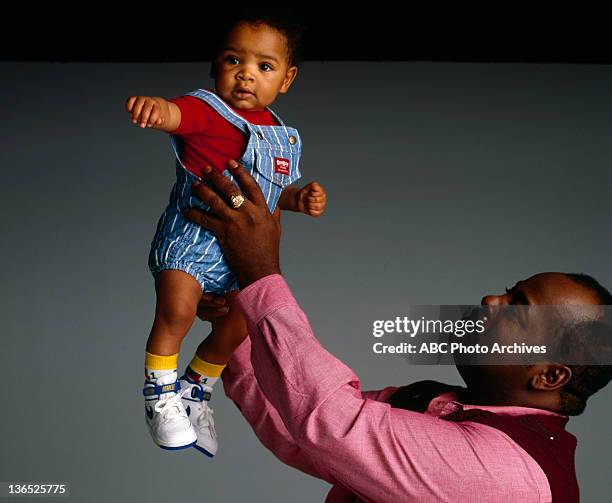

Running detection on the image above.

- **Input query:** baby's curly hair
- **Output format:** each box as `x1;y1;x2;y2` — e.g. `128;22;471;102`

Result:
212;9;305;68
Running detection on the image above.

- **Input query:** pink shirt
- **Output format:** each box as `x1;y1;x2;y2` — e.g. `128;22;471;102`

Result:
223;274;567;502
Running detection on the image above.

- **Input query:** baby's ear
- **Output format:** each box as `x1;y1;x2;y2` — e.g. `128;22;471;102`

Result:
209;61;217;79
279;66;298;94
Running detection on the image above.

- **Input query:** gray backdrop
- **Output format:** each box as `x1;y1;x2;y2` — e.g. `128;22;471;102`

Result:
1;62;611;502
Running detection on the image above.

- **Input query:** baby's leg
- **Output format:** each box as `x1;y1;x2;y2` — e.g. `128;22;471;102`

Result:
184;291;247;384
143;270;203;450
178;292;245;457
147;270;203;356
199;291;247;364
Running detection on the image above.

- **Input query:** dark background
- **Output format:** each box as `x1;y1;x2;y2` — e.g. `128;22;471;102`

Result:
3;5;611;63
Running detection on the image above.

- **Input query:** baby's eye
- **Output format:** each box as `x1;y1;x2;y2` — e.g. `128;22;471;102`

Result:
226;56;240;65
260;63;273;71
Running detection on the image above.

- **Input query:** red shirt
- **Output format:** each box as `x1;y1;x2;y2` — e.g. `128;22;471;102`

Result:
169;95;279;177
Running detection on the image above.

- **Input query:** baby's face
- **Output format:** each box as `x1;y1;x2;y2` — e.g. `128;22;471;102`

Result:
214;22;297;111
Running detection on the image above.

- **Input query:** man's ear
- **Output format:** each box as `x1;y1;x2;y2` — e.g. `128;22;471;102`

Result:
279;66;298;94
529;364;572;392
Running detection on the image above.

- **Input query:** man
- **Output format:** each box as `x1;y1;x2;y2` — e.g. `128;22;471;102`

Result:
183;161;611;502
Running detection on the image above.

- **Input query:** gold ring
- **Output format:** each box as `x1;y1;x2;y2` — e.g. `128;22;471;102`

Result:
231;194;245;209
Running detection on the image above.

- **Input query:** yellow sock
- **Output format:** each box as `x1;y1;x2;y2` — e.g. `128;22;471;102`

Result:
145;352;178;380
186;354;225;386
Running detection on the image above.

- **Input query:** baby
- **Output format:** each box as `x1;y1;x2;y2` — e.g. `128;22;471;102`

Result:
126;14;326;456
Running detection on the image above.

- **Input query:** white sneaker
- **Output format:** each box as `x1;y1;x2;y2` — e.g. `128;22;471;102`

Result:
143;371;197;450
180;377;218;457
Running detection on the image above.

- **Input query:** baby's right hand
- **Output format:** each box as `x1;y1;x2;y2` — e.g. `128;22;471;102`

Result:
125;96;165;128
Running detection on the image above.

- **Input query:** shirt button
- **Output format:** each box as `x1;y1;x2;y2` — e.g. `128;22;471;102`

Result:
256;131;264;140
288;135;297;145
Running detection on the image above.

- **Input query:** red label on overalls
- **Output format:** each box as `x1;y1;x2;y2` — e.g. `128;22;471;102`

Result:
274;157;290;175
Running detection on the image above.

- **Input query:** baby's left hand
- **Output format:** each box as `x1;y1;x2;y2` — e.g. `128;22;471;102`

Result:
297;182;327;217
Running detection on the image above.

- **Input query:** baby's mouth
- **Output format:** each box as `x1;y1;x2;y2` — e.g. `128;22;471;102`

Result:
232;89;255;99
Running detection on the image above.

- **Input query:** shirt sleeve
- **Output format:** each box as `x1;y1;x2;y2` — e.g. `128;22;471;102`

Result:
222;337;327;479
169;95;213;135
234;274;551;503
223;337;400;481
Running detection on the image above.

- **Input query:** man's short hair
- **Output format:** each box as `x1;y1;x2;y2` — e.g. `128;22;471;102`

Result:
559;273;612;415
566;272;612;304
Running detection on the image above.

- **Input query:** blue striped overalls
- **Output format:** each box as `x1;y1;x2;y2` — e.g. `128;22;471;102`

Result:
148;89;302;293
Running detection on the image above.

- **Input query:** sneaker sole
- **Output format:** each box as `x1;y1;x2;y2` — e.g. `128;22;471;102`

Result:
159;439;197;451
193;444;215;457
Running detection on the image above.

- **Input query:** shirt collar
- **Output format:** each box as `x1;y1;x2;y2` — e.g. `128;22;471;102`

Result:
426;391;569;423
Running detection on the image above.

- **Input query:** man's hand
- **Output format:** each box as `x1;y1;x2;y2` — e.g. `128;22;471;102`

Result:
196;293;229;321
183;160;282;288
296;182;326;217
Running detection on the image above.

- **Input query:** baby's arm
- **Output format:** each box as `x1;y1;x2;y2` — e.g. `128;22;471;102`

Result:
125;96;181;133
278;182;327;217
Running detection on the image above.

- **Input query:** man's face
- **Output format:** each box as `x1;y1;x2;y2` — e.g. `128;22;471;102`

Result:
214;22;297;111
480;272;600;309
457;272;601;397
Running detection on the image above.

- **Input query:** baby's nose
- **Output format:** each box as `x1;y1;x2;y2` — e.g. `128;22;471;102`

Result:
237;69;254;81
